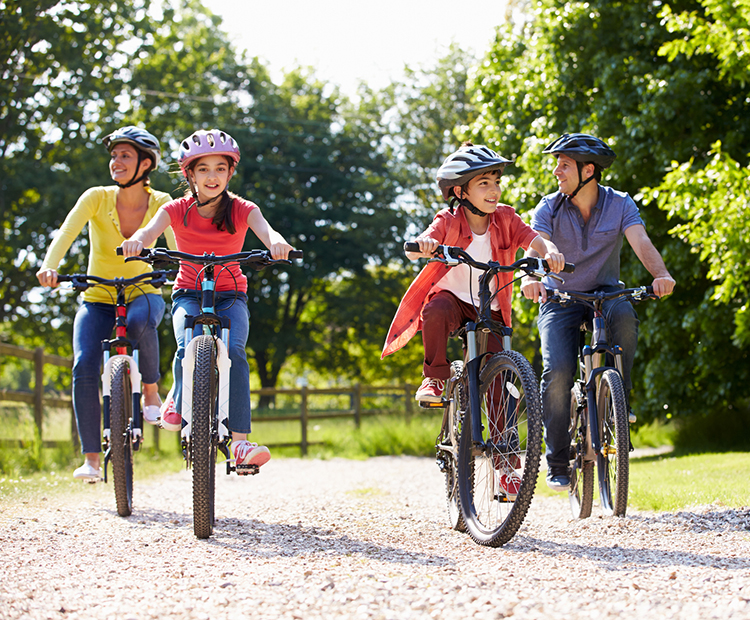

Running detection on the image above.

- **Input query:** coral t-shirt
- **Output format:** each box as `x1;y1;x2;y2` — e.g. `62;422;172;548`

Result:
164;196;258;292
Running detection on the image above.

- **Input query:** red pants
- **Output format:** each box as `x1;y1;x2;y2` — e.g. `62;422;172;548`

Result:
420;290;505;379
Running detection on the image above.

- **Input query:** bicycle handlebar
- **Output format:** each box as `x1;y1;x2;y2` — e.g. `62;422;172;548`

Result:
546;286;656;305
116;246;303;265
403;241;575;277
56;270;176;291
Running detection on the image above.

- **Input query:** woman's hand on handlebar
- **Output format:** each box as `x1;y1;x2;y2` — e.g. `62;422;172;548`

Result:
36;267;59;288
406;237;439;260
120;238;145;258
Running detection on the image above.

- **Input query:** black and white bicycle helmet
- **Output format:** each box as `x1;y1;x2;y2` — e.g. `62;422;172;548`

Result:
102;126;162;188
436;144;513;216
543;133;616;198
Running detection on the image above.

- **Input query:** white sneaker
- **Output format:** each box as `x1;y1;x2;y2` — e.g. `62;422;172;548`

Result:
143;405;161;425
73;462;101;481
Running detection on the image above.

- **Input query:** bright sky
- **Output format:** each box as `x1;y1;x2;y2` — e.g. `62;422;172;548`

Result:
202;0;510;95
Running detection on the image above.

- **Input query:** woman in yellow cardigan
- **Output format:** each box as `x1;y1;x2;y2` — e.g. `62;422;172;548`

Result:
36;127;175;481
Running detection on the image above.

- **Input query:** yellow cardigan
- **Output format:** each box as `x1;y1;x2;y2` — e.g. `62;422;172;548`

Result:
41;186;175;304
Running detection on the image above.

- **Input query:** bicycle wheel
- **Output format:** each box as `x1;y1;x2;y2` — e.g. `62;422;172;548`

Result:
440;360;467;532
596;369;629;516
191;335;219;539
568;382;594;519
109;358;133;517
457;350;543;546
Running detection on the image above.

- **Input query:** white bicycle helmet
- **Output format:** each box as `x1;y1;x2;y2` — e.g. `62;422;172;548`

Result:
102;126;162;188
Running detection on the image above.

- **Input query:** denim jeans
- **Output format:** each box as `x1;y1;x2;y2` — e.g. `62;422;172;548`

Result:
537;287;639;468
72;294;165;454
170;289;252;433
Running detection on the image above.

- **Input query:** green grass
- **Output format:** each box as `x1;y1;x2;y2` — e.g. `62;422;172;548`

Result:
2;404;748;513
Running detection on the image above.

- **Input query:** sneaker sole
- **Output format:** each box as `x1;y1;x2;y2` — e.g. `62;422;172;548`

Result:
236;447;271;468
160;419;182;432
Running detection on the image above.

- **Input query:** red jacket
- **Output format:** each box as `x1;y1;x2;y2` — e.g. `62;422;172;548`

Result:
381;205;537;358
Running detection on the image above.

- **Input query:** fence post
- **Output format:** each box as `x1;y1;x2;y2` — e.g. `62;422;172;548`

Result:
404;384;413;423
353;383;361;428
34;347;44;440
300;385;308;456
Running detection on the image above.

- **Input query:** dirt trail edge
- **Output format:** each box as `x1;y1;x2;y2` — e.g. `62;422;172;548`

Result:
1;456;748;619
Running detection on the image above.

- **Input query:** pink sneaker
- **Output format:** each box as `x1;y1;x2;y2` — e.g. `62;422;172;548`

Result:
415;377;445;403
159;397;182;431
497;469;521;500
232;441;271;468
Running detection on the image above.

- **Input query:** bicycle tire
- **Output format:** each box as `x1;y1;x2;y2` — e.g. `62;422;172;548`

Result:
457;350;543;546
596;369;629;516
442;360;467;532
191;335;219;539
568;382;594;519
110;359;133;517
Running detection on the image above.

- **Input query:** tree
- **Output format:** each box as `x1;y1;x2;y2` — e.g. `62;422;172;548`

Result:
469;0;750;424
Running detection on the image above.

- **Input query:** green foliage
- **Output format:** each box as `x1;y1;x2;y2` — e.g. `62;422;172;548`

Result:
470;0;750;424
644;142;750;346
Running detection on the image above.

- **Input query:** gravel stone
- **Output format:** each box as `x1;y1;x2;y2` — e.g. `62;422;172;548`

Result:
0;455;748;619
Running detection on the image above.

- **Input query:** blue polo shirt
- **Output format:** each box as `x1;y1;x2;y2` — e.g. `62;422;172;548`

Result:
530;185;645;291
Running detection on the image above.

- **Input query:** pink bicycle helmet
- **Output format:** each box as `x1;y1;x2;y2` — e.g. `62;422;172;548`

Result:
178;129;241;177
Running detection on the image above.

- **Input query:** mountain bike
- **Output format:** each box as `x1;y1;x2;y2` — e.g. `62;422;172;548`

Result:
405;242;574;546
57;270;174;517
545;286;656;518
122;247;302;539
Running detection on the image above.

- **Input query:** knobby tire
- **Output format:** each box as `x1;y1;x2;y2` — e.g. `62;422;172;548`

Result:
568;383;594;519
596;369;629;517
110;359;133;517
457;350;543;546
192;335;219;539
442;360;467;532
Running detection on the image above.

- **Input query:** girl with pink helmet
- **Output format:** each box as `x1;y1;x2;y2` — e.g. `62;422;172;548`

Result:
122;128;295;469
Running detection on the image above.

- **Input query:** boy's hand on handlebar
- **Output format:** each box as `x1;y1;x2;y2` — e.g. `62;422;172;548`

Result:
36;268;59;288
120;239;144;258
544;251;565;274
521;278;548;303
651;275;675;298
407;237;439;259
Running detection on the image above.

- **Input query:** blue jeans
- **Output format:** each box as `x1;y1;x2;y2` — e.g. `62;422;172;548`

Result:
170;290;252;433
72;294;165;454
537;287;639;468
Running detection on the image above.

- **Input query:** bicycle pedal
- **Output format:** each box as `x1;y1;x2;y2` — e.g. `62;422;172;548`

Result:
419;398;448;409
235;463;260;476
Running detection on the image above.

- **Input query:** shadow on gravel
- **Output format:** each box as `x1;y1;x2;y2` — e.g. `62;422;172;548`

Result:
507;507;750;571
126;508;455;567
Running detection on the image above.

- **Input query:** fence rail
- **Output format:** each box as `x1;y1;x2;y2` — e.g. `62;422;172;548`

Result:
0;343;418;456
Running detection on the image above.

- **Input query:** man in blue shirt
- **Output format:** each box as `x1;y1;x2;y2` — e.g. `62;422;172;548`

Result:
522;134;675;490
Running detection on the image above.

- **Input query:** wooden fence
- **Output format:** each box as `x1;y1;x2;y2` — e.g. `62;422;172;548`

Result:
0;343;418;456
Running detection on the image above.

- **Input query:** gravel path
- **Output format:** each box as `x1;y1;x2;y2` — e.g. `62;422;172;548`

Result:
1;455;748;619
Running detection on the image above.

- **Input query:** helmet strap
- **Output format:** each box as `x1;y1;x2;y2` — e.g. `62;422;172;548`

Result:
568;162;596;199
448;192;488;218
114;151;150;189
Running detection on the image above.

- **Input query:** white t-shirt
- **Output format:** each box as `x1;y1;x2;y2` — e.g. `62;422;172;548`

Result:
432;230;500;309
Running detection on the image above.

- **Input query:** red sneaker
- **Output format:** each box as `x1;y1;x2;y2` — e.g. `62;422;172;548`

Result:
415;377;445;403
232;441;271;468
159;397;182;431
498;469;521;500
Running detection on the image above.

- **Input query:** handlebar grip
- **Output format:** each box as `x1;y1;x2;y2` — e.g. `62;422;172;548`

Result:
115;247;149;257
404;241;420;253
563;262;575;273
289;250;304;260
645;285;655;296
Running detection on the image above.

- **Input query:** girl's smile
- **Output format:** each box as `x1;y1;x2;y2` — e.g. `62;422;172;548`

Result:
190;154;234;203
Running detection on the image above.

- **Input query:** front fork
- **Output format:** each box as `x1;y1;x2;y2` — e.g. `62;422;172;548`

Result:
581;342;624;460
101;351;142;481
